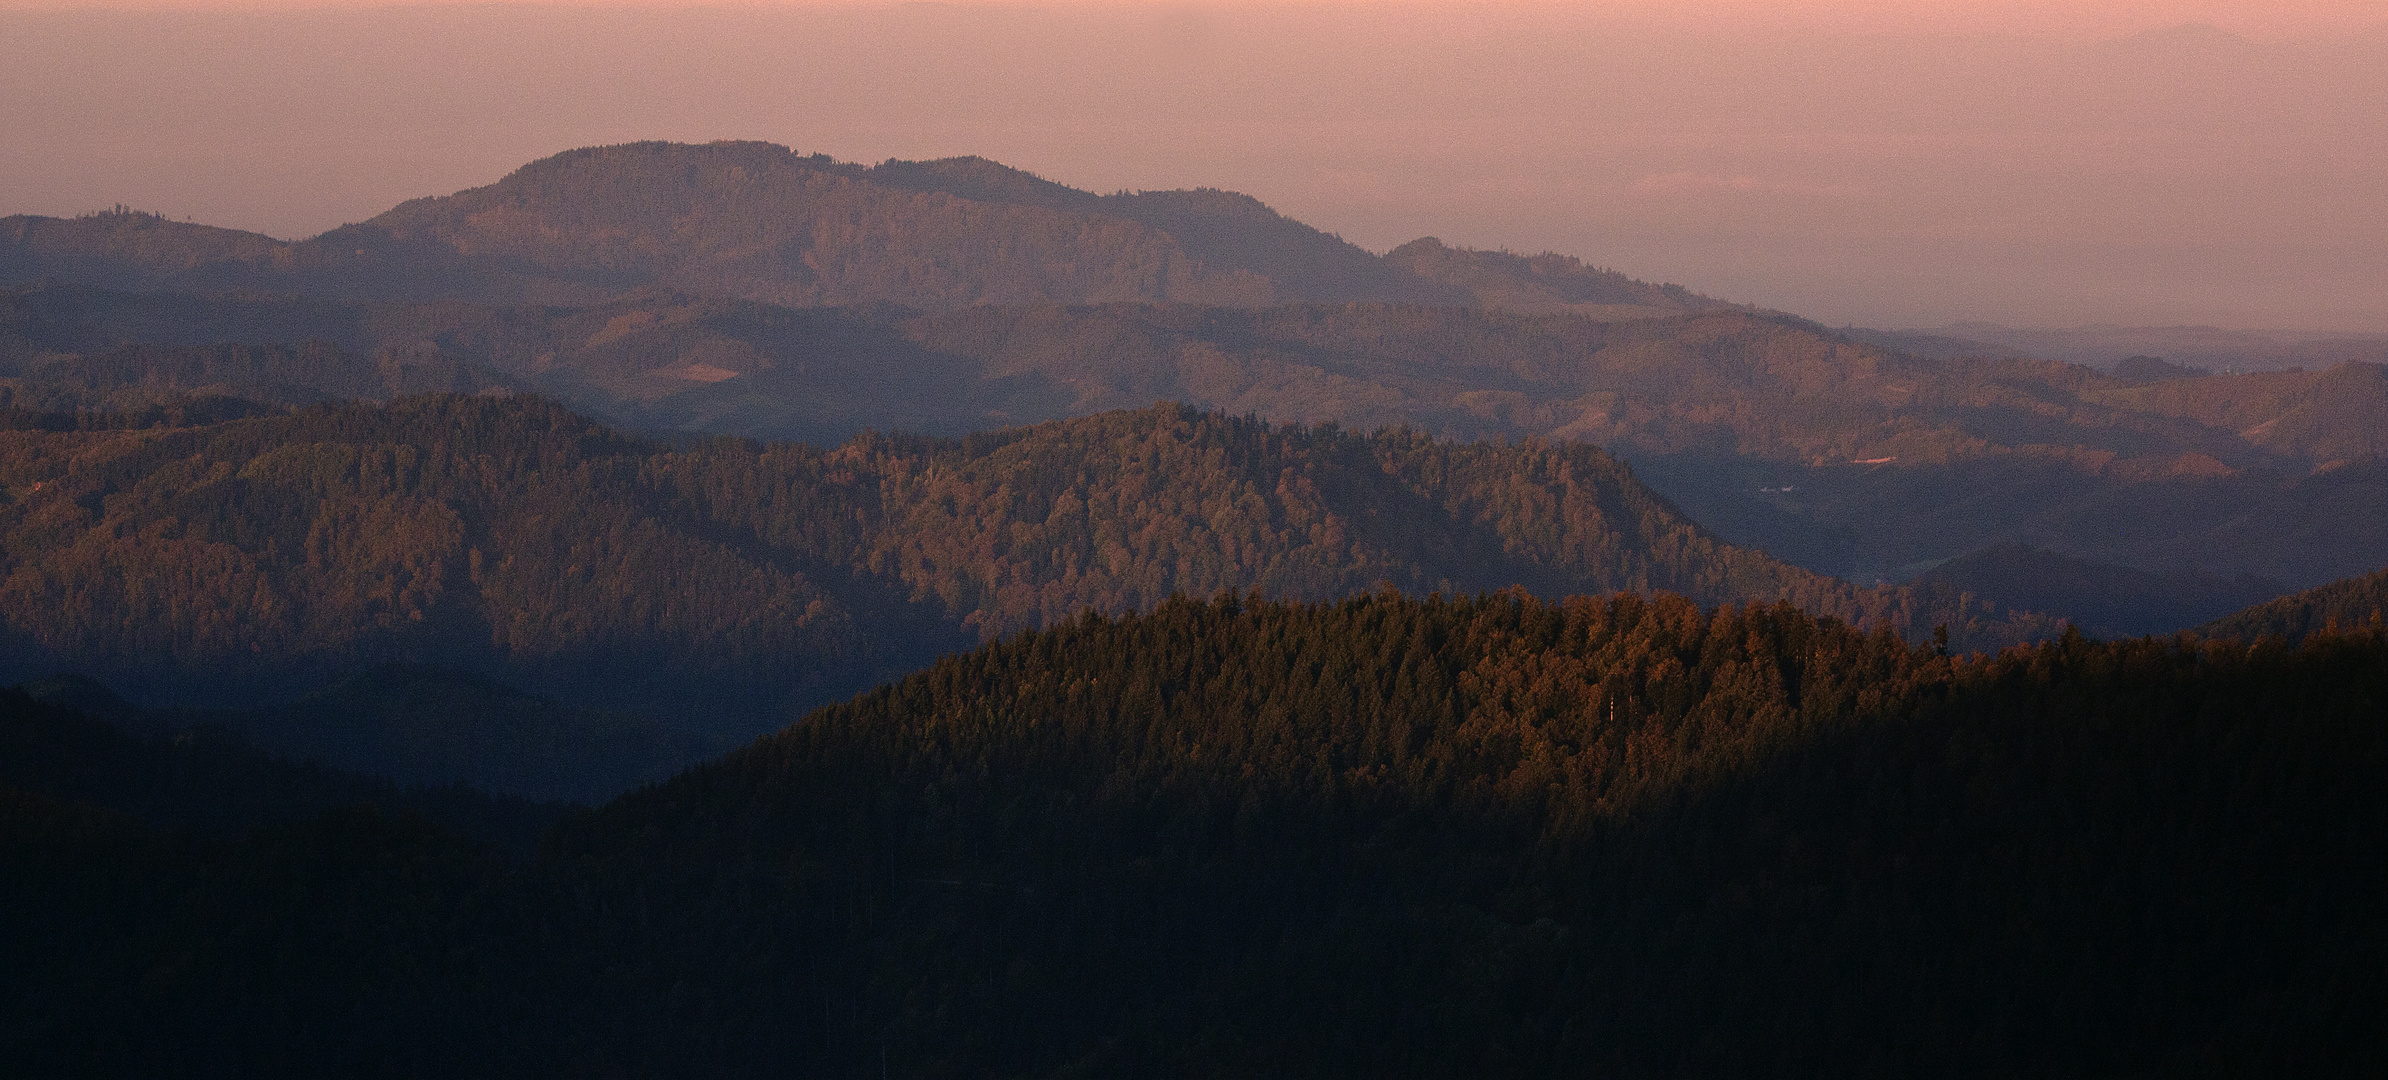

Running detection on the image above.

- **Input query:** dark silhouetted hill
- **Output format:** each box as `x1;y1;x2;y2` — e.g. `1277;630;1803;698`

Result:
1;685;563;849
6;591;2380;1075
174;666;723;804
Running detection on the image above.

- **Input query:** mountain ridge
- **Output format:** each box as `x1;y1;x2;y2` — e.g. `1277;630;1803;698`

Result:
1;140;1723;316
0;393;2044;751
9;278;2382;595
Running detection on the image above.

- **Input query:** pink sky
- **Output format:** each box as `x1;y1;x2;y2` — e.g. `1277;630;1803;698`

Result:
5;1;2387;330
5;1;2379;38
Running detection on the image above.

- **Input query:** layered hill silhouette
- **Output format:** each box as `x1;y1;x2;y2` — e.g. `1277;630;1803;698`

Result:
4;142;1717;313
6;138;2384;1080
7;141;2385;618
9;279;2384;597
7;590;2381;1076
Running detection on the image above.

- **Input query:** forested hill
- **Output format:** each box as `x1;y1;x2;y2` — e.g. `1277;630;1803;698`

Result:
0;394;2038;717
9;591;2381;1075
2198;565;2388;643
1;142;1722;313
13;280;2382;594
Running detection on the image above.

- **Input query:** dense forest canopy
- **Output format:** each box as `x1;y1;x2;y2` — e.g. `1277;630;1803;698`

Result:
6;590;2381;1076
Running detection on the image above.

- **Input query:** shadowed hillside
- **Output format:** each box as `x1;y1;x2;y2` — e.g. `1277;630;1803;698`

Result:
6;591;2380;1076
0;686;563;850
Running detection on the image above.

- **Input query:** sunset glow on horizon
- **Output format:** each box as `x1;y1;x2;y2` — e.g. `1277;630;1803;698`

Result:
4;1;2383;39
6;0;2386;330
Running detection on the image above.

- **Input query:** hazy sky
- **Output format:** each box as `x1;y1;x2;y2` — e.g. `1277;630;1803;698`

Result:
4;2;2385;331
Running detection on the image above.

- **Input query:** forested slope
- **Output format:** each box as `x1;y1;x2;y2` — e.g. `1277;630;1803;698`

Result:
2199;565;2388;643
0;394;2032;726
6;592;2380;1076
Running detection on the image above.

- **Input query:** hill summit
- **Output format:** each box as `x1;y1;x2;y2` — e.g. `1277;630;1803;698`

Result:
2;142;1729;315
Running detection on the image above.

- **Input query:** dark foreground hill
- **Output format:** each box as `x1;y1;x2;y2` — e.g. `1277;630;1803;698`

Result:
0;686;563;852
0;394;2036;786
5;592;2381;1076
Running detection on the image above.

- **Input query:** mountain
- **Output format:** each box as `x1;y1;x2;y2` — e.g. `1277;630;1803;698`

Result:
8;591;2381;1075
1;142;1740;315
9;145;2385;618
10;142;1624;311
2198;565;2388;644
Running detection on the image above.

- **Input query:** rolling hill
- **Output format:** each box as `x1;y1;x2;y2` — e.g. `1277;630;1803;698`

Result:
9;279;2383;599
7;590;2380;1076
0;394;2040;787
7;142;2385;624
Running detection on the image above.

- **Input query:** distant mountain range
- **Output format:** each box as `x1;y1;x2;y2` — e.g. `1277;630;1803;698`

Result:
5;140;2385;626
1857;322;2388;375
1;142;1730;315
